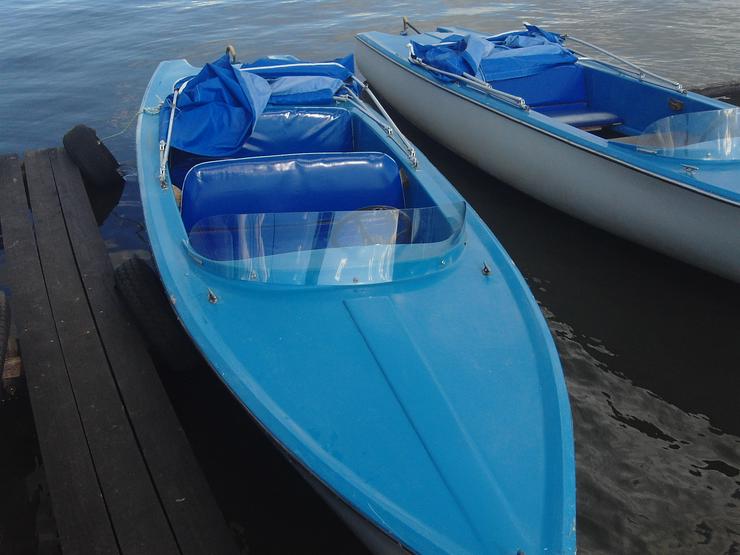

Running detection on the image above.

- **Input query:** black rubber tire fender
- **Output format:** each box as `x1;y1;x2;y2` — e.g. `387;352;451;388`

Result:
62;125;125;225
114;256;201;373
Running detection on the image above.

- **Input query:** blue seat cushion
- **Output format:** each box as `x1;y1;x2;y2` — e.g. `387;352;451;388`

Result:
181;151;404;232
535;103;622;128
169;107;354;187
489;64;587;107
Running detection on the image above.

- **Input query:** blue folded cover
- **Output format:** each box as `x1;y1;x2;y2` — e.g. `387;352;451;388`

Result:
159;53;271;157
410;34;483;82
479;43;577;81
159;53;358;157
267;75;345;106
241;53;355;81
411;24;577;83
241;54;361;102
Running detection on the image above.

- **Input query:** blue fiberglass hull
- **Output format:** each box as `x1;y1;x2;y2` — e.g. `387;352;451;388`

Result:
355;29;740;282
137;59;575;554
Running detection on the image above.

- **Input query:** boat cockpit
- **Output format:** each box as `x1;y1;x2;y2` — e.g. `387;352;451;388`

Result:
165;101;465;285
488;58;732;146
408;25;740;152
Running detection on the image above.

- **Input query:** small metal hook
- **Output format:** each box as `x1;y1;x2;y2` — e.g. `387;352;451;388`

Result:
226;44;237;64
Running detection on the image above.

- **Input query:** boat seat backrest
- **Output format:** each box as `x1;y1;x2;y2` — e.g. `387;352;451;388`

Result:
169;108;354;187
245;108;354;156
489;64;587;107
491;64;623;129
180;151;404;232
534;105;621;128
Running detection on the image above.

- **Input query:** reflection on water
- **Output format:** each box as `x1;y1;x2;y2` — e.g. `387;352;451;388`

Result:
551;311;740;554
1;1;739;553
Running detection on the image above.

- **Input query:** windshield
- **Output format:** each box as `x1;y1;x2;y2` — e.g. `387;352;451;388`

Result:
186;202;466;285
623;108;740;160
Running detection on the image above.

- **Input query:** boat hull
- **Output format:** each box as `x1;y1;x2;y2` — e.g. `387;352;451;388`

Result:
289;459;410;554
138;59;576;555
356;39;740;282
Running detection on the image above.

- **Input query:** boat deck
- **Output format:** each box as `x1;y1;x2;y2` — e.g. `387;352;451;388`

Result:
0;149;239;555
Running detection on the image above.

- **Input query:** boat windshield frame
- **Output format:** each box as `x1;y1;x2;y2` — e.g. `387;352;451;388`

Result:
183;202;467;286
615;108;740;161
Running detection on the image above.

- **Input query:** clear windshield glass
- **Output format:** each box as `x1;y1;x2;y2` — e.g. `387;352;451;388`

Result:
186;202;466;285
623;108;740;160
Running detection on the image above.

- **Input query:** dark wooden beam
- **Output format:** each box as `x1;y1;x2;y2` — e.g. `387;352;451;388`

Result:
50;148;239;555
0;153;119;555
23;149;180;554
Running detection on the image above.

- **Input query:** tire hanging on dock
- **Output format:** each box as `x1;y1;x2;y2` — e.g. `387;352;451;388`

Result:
63;125;125;225
114;257;202;373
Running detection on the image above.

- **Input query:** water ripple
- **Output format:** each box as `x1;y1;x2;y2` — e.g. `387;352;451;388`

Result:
546;309;740;554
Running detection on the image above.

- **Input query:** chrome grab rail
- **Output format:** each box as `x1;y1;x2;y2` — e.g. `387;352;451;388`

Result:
562;34;686;94
406;44;529;110
342;77;418;168
160;78;191;189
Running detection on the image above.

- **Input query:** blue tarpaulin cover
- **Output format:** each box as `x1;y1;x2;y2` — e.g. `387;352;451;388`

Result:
241;54;360;103
161;53;358;155
411;24;577;83
410;34;487;82
241;54;355;81
160;53;271;157
267;75;345;106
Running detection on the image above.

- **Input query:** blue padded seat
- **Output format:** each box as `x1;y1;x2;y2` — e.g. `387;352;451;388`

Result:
490;64;621;129
489;65;587;107
535;103;622;129
181;151;404;232
169;108;354;187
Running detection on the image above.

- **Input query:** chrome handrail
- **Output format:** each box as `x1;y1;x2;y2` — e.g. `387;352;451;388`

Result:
336;93;389;129
563;34;686;94
160;78;191;189
406;48;529;110
344;77;418;168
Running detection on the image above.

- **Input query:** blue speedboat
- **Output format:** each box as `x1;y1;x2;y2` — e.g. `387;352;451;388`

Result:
356;21;740;282
137;51;575;554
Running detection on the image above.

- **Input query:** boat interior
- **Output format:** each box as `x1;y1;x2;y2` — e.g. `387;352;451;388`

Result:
405;27;732;145
488;61;716;139
170;107;458;261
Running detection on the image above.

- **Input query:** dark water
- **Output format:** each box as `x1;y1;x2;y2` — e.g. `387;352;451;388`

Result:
1;2;739;554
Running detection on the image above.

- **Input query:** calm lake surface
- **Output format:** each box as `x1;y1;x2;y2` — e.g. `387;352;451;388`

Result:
1;2;739;554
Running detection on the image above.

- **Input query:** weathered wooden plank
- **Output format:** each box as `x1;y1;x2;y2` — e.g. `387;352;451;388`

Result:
50;147;239;555
24;149;179;555
0;153;119;555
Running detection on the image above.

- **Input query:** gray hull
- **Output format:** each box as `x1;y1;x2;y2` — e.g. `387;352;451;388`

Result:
356;40;740;283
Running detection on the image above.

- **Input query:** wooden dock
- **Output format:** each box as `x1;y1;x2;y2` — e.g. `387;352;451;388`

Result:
0;149;239;555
